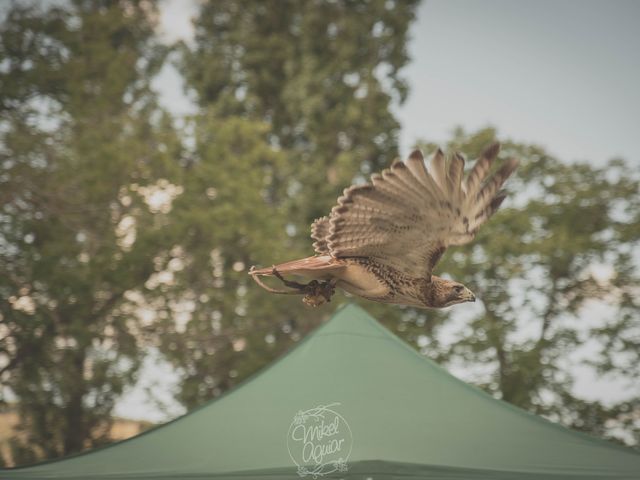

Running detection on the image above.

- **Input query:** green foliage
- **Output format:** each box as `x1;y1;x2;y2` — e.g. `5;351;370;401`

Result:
142;113;319;408
182;0;418;226
0;0;181;463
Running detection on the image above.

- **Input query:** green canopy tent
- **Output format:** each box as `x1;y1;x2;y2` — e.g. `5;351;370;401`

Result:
3;304;640;479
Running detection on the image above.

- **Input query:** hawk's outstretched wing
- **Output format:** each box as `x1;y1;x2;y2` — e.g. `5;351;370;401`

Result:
314;143;518;279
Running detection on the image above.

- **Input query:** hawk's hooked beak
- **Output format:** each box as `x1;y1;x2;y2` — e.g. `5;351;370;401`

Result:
463;288;476;303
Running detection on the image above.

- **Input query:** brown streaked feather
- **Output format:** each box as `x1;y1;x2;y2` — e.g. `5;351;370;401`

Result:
311;216;331;254
428;245;447;272
429;148;447;193
468;157;519;232
406;150;433;190
250;255;346;279
448;153;465;203
406;150;448;204
389;160;432;205
465;142;500;198
474;157;519;206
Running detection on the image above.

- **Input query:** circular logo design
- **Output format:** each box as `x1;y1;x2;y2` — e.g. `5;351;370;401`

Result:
287;403;353;478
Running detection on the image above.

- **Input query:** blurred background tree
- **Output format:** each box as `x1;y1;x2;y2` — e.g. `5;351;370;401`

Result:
0;0;182;463
1;0;639;467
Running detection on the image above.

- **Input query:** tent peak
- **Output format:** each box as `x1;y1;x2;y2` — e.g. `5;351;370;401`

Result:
315;303;391;339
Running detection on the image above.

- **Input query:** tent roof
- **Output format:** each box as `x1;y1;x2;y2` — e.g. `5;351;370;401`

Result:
4;303;640;479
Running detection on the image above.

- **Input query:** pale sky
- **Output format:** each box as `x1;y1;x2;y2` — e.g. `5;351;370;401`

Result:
131;0;640;420
400;0;640;165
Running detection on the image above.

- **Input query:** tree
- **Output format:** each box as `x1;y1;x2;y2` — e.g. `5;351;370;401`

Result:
412;127;640;446
0;0;181;463
155;0;420;409
139;113;307;408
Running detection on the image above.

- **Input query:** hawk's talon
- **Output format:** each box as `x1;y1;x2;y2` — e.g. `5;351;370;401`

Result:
252;266;335;306
302;279;336;307
268;269;336;307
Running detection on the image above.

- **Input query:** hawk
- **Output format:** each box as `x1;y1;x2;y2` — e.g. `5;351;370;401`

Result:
250;143;518;309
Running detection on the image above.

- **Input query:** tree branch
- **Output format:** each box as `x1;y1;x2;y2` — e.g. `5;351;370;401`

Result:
537;276;559;349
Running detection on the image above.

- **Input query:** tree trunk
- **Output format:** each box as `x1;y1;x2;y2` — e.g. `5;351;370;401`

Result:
62;348;87;455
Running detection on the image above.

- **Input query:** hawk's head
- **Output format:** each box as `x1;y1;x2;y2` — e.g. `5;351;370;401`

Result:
424;277;476;308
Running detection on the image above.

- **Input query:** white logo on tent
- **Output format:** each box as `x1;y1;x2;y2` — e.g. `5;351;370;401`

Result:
287;403;353;478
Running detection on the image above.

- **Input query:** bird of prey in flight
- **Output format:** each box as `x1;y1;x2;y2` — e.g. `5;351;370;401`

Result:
250;143;518;308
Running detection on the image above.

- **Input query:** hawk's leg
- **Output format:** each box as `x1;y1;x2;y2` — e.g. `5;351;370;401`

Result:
271;268;309;290
271;267;336;307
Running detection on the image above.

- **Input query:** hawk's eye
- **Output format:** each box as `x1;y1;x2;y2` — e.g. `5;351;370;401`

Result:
454;285;464;293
